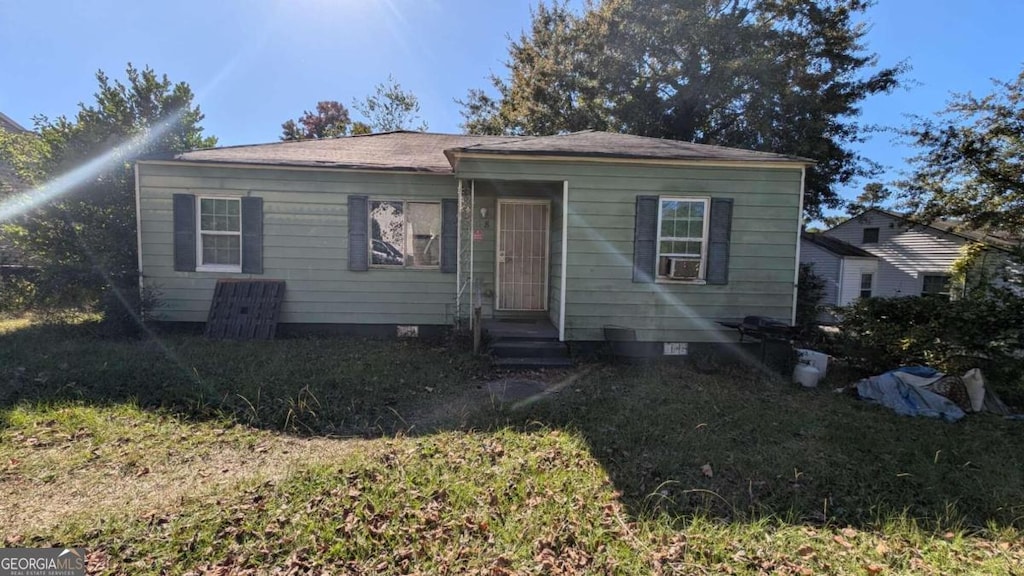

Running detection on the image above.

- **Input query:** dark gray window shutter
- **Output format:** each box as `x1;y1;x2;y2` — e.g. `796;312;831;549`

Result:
707;197;733;285
440;198;458;273
633;195;659;283
348;195;369;271
173;193;196;272
241;197;263;274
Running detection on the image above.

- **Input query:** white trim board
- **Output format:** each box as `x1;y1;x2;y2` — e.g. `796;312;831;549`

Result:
792;166;806;326
559;181;568;342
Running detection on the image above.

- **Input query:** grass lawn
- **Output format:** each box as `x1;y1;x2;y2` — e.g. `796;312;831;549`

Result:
1;316;1022;574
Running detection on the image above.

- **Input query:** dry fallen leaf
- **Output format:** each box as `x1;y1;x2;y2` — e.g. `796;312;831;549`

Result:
833;535;853;550
796;545;815;558
866;563;885;574
700;464;713;478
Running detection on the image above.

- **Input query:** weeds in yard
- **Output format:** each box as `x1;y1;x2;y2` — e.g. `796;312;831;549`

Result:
14;426;1022;575
284;385;322;434
1;317;1023;573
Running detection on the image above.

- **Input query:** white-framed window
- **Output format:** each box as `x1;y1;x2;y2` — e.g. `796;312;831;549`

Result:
197;197;242;272
369;200;441;268
862;227;880;244
860;273;873;298
656;197;710;282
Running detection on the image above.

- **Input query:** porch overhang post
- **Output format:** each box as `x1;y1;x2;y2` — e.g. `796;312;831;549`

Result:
559;180;569;342
470;179;476;328
455;178;477;331
455;179;463;320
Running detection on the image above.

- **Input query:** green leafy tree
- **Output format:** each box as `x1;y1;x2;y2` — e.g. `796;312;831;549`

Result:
280;100;353;140
353;75;428;133
458;0;905;218
846;182;892;214
0;64;216;327
0;130;47;196
281;77;427;139
899;67;1024;237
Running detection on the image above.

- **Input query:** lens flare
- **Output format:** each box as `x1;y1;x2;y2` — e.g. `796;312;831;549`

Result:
0;109;184;222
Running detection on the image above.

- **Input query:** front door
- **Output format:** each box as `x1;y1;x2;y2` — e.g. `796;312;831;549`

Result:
496;200;550;311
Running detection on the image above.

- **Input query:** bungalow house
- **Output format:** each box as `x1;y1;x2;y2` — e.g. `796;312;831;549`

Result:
135;131;809;355
806;208;1018;303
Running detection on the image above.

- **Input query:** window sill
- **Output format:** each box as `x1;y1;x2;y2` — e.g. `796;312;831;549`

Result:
369;266;441;271
196;265;243;274
656;278;707;285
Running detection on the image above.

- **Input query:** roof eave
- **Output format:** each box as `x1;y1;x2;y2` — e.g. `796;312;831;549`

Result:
801;233;876;258
445;148;814;167
139;157;454;175
0;112;28;133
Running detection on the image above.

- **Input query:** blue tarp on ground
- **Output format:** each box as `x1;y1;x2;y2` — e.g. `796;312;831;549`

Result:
856;367;967;422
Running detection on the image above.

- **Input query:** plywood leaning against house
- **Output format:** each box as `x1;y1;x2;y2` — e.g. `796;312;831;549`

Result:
205;280;286;340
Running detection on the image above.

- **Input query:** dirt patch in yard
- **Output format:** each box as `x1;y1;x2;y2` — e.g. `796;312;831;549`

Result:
1;432;362;539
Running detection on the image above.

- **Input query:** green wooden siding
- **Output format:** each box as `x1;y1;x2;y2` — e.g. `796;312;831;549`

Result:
455;158;802;342
138;162;458;324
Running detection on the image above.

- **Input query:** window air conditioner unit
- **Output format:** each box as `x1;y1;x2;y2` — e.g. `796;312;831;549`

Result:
669;258;700;280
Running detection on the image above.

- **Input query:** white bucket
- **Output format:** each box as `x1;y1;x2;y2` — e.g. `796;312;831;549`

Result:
796;348;829;378
793;363;822;388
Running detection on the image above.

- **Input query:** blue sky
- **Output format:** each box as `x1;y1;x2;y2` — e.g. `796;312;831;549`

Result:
1;0;1022;205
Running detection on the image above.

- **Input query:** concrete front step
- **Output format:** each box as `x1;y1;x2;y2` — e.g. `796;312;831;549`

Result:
490;338;569;359
482;320;559;341
493;356;573;369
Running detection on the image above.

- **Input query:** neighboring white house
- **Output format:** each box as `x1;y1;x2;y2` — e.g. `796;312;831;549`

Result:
818;208;1017;300
800;232;877;322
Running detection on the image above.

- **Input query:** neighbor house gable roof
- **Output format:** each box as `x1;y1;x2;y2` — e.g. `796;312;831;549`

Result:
165;130;812;173
0;112;27;134
446;130;813;164
801;232;876;258
828;208;1019;252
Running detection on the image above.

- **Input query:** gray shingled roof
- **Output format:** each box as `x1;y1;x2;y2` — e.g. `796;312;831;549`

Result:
802;232;876;258
171;130;811;172
448;130;813;163
922;217;1019;250
850;208;1020;252
176;132;523;173
0;112;27;133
